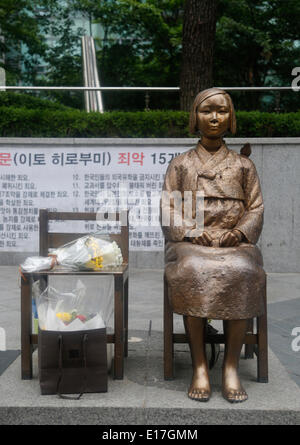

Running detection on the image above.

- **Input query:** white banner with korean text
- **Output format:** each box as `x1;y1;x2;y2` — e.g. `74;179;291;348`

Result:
0;141;194;251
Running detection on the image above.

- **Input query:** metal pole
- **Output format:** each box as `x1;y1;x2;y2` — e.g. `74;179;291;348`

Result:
1;86;295;91
85;37;93;111
90;36;103;113
81;36;90;112
82;35;104;113
0;67;5;91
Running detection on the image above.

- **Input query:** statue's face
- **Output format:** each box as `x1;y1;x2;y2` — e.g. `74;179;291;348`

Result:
196;94;230;139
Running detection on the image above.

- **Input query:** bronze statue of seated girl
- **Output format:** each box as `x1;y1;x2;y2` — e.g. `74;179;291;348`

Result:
161;88;265;403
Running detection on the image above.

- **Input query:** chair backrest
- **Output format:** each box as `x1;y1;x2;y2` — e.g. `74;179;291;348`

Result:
39;209;129;264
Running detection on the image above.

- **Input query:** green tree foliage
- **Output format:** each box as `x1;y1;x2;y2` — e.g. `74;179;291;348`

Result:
0;0;46;83
0;1;84;107
214;0;300;111
2;0;300;112
35;1;85;108
50;0;300;112
71;0;183;110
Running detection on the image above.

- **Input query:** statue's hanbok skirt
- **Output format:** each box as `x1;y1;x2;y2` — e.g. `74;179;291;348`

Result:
164;241;266;320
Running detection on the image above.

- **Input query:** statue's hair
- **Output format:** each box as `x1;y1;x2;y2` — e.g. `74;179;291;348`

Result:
189;88;236;135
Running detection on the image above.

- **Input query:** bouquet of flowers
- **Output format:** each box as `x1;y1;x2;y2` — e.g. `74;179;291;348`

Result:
20;234;123;273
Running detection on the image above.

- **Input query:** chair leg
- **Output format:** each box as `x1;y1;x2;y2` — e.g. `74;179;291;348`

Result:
245;318;255;359
124;276;129;358
164;274;174;380
114;275;125;379
21;276;33;380
257;282;268;383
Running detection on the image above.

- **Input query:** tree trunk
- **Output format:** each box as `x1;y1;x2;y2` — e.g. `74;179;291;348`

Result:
180;0;218;111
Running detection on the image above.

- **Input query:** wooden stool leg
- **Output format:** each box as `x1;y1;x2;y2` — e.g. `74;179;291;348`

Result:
164;274;174;380
124;276;129;358
114;275;125;379
245;318;254;359
21;276;33;380
257;281;268;382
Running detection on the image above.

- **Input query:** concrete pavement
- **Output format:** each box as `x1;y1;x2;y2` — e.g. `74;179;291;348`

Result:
0;267;299;425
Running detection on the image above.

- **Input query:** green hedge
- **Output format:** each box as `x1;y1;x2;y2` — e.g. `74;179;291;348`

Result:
0;107;190;137
0;104;299;138
0;91;71;111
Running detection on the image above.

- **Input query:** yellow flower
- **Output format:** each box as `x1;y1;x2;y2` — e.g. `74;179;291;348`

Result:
56;312;72;323
85;255;103;270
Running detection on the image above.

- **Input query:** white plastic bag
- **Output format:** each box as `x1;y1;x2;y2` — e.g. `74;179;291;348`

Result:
36;279;113;332
20;256;54;273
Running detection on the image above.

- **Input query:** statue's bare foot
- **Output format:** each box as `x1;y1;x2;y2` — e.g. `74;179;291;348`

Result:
188;367;211;402
222;366;248;403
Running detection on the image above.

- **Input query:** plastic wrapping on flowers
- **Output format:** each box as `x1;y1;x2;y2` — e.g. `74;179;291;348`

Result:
20;234;123;273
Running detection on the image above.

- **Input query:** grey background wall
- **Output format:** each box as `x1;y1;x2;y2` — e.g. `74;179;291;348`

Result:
0;137;299;272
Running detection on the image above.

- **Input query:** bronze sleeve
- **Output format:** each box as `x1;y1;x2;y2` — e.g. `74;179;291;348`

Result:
234;158;264;245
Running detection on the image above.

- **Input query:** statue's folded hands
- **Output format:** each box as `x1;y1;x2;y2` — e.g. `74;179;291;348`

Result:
219;229;243;247
185;231;213;246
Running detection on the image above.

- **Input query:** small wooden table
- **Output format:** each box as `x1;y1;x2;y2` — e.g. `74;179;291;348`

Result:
21;208;130;381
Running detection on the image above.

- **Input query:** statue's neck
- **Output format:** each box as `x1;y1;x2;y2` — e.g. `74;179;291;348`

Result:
200;136;223;154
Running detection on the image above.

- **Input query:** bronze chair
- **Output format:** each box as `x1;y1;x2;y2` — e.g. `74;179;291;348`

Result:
21;208;129;380
163;273;268;383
